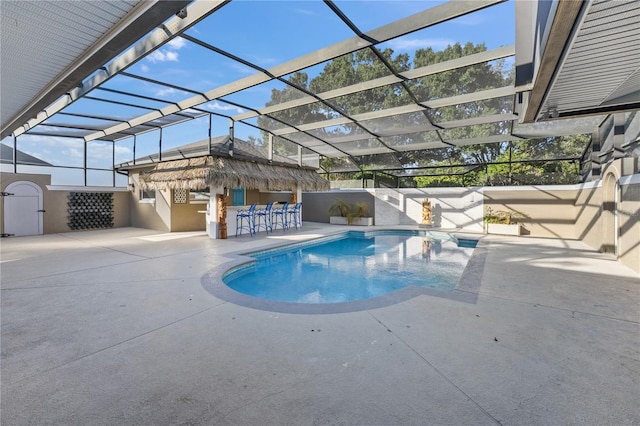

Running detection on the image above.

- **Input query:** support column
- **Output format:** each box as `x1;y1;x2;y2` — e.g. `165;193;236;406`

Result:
112;141;116;187
228;119;234;157
508;141;513;185
12;134;17;173
83;140;87;186
206;186;224;239
208;114;213;155
158;127;163;162
217;193;227;239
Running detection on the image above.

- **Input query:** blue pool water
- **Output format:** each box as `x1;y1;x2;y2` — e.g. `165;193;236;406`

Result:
223;231;476;304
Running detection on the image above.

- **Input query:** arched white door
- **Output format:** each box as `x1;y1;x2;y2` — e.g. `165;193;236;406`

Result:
3;181;44;236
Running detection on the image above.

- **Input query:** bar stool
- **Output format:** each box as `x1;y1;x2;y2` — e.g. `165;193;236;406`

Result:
235;203;257;237
271;202;289;231
287;202;302;229
254;202;273;234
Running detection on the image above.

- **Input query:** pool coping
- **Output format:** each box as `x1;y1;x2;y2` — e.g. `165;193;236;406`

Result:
201;229;487;314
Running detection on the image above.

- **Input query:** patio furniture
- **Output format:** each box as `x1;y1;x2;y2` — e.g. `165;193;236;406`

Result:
271;202;289;231
235;203;257;237
254;202;274;234
287;202;302;229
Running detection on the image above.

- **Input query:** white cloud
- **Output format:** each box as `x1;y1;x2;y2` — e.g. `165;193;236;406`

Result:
17;134;132;167
140;64;150;72
165;51;179;61
20;134;82;147
17;134;84;165
87;141;133;167
205;102;245;114
147;49;179;63
89;141;132;156
65;147;83;159
115;145;133;156
386;38;455;52
146;37;186;64
167;37;187;50
155;87;178;97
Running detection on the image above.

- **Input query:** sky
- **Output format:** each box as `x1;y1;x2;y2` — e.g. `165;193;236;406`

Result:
2;0;515;185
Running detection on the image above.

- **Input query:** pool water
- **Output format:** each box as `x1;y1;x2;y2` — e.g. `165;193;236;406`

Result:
223;231;476;304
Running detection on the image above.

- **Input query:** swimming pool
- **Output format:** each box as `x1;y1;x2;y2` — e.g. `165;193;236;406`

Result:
223;230;477;304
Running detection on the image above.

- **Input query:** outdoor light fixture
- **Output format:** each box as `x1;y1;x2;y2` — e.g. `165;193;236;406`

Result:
176;8;187;19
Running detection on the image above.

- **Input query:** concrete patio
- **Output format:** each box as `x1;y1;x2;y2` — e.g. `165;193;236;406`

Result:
1;225;639;425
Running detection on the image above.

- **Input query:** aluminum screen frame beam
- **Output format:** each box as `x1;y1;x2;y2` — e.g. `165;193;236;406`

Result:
272;86;516;137
11;0;229;139
232;45;515;121
1;0;193;139
82;0;505;143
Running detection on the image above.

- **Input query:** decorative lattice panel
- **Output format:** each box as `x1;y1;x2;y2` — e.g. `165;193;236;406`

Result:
174;189;187;204
67;192;114;230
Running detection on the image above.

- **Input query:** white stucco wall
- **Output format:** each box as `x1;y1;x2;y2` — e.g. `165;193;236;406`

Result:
372;187;484;232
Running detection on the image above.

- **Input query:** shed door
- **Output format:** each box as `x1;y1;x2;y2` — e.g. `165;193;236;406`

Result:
3;181;43;236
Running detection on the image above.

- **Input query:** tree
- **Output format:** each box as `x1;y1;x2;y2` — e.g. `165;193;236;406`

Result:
257;72;325;157
407;42;512;168
258;42;587;186
309;48;411;113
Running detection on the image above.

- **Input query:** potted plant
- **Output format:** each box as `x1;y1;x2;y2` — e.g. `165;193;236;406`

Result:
329;199;373;226
483;207;524;235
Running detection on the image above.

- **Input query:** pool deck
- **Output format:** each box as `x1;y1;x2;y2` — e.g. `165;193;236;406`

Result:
2;224;639;425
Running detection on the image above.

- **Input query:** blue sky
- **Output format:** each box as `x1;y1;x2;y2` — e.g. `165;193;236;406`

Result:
3;0;515;185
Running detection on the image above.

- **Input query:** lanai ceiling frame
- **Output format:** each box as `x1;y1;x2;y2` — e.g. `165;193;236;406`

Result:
196;3;515;161
123;1;516;166
17;43;345;170
0;0;197;139
14;0;508;175
9;0;231;138
247;49;514;160
10;0;511;158
269;85;517;137
73;0;507;146
324;0;452;156
6;0;602;183
106;35;356;163
235;45;515;126
318;153;585;179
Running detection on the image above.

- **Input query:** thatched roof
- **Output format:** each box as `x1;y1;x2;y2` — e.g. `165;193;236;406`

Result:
139;155;329;192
